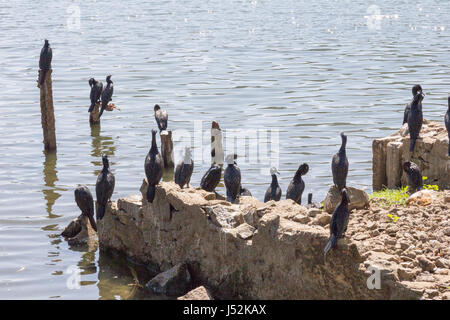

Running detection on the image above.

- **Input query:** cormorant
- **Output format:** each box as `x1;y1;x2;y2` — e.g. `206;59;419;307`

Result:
445;95;450;156
39;39;52;85
88;78;103;113
144;129;164;202
99;75;114;118
407;88;424;152
174;147;194;189
95;155;115;220
403;85;423;125
286;163;309;204
224;154;241;203
74;185;97;232
200;164;221;192
305;193;320;209
403;161;423;193
264;167;281;202
240;187;252;197
324;188;350;256
331;132;349;191
154;104;168;133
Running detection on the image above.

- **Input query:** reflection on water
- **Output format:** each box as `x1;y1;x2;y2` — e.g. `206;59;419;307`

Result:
42;151;65;218
90;124;116;176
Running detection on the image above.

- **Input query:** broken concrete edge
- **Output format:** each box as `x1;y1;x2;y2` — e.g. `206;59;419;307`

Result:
177;285;214;300
96;179;437;299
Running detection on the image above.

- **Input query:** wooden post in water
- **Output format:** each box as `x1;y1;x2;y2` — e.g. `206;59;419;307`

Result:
89;102;101;125
161;130;174;169
211;121;224;166
38;69;57;151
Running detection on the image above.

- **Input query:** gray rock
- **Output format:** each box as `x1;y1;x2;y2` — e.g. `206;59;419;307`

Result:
323;185;369;214
146;263;192;297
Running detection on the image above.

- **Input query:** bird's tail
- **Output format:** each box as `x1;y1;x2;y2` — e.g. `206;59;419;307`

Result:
40;70;48;85
324;234;337;256
97;204;106;221
147;185;156;203
88;215;98;232
409;138;416;152
88;102;95;113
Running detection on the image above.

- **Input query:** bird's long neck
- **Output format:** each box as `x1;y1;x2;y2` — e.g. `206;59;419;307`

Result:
150;134;157;154
271;174;278;187
102;163;109;174
308;193;312;204
447;98;450;111
293;169;303;182
339;137;346;154
340;193;349;209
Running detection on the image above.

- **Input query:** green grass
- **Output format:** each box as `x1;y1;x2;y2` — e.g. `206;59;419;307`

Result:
369;186;409;206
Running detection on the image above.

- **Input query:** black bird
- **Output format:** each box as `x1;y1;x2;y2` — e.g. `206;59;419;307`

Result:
264;167;281;202
95;155;115;220
74;185;97;232
88;78;103;113
305;193;320;209
175;147;194;189
240;187;252;197
403;85;423;125
144;129;164;202
99;75;114;118
324;188;350;256
200;164;221;192
407;88;424;152
39;39;52;85
286;163;309;204
154;104;168;133
224;154;241;203
445;95;450;156
331;132;349;191
403;161;423;193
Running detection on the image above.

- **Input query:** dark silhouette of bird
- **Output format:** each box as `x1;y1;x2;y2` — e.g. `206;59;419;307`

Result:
408;88;424;152
403;161;423;193
403;85;423;125
264;167;281;202
224;154;241;203
324;188;350;256
39;39;52;85
445;95;450;156
331;132;349;191
154;104;168;133
88;78;103;113
74;185;97;232
174;147;194;189
286;163;309;204
99;75;114;118
305;193;320;209
95;155;115;220
240;187;252;197
200;164;221;192
144;129;164;203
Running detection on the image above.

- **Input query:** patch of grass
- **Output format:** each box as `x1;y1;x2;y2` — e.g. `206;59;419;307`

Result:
422;176;439;191
369;186;409;206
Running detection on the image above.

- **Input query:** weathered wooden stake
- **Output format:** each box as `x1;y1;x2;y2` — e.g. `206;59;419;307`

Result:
89;102;101;124
38;69;57;151
161;130;174;169
211;121;224;166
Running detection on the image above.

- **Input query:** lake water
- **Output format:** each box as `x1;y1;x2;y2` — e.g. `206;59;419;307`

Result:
0;0;449;299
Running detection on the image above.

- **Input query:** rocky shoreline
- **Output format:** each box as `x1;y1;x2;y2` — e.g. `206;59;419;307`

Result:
93;180;449;300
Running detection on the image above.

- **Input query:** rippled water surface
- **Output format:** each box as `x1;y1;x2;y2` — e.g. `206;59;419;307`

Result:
0;0;449;299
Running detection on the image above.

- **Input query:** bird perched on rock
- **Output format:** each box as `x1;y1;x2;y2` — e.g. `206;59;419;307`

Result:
224;154;241;203
39;39;52;85
331;132;349;191
264;167;281;202
403;85;423;125
445;95;450;156
200;164;221;192
144;129;164;202
408;88;424;152
240;187;252;197
88;78;103;113
154;104;168;133
403;161;423;193
74;185;97;232
95;155;115;220
305;193;320;209
175;147;194;189
286;163;309;204
324;188;350;256
99;75;114;118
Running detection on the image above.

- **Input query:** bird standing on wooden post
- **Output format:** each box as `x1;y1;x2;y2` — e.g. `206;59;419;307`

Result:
39;39;52;85
99;75;114;118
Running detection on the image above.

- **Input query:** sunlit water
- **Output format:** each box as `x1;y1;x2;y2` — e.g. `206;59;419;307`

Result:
0;0;449;299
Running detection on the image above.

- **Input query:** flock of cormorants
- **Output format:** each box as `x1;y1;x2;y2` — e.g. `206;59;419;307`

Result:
37;39;449;256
